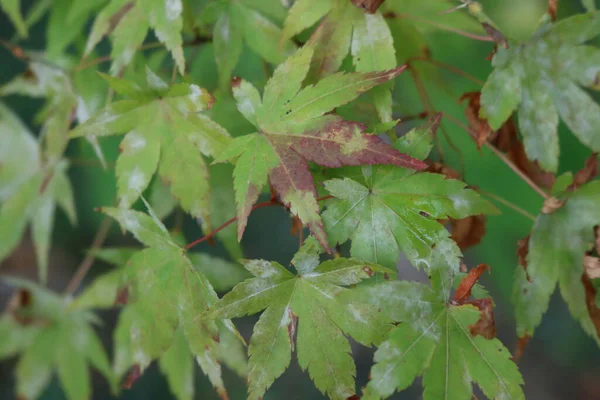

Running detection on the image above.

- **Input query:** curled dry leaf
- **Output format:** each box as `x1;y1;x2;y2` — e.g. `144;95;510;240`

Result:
514;334;531;362
460;92;493;149
541;196;565;214
426;161;461;180
426;162;487;251
547;0;558;22
350;0;385;14
454;264;490;304
569;153;599;190
584;256;600;279
460;91;555;189
289;215;303;238
469;298;497;339
451;214;486;251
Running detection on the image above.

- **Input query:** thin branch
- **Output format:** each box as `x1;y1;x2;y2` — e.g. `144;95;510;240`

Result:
385;13;495;43
408;56;485;86
185;195;334;251
0;38;68;72
408;65;445;161
408;64;467;175
64;217;113;296
477;188;537;222
442;112;550;199
185;200;282;250
76;36;211;72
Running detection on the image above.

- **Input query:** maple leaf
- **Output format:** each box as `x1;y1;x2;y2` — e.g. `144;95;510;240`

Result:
480;12;600;172
73;245;249;311
0;279;115;400
215;44;425;247
284;0;396;122
358;280;524;400
0;104;76;284
1;60;79;165
199;0;296;90
84;0;186;74
205;237;394;400
284;0;481;122
322;117;498;292
513;179;600;344
101;201;246;399
70;68;231;229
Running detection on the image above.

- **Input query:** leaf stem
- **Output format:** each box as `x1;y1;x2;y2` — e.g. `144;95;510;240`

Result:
408;56;485;86
64;217;113;296
477;188;537;222
441;112;550;199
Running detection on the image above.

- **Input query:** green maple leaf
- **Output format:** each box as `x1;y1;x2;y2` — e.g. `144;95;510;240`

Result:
199;0;297;90
480;12;600;172
215;44;426;247
321;117;498;291
283;0;396;122
85;0;186;74
513;180;600;344
360;281;524;400
0;279;115;400
102;201;245;398
0;104;76;284
1;60;79;165
283;0;480;123
73;245;249;311
205;237;394;400
70;68;231;229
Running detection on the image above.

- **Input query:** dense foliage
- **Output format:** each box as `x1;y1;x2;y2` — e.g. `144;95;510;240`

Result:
1;0;599;399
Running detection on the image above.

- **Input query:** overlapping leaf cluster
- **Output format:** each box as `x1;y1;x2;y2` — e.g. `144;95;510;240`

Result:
0;279;115;400
5;1;600;400
481;12;600;172
93;202;247;399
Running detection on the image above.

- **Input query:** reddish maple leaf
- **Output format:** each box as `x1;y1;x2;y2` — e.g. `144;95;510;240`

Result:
216;45;426;247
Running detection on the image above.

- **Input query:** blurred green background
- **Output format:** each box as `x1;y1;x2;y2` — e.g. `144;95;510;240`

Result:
1;0;599;399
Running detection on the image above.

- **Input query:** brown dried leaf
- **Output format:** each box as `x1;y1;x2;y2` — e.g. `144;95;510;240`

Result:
289;215;303;238
468;298;497;339
350;0;385;13
514;334;531;362
460;92;494;149
548;0;558;21
454;264;490;304
122;364;142;389
570;153;599;190
451;214;486;250
581;274;600;339
584;256;600;279
426;162;461;180
460;92;556;189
